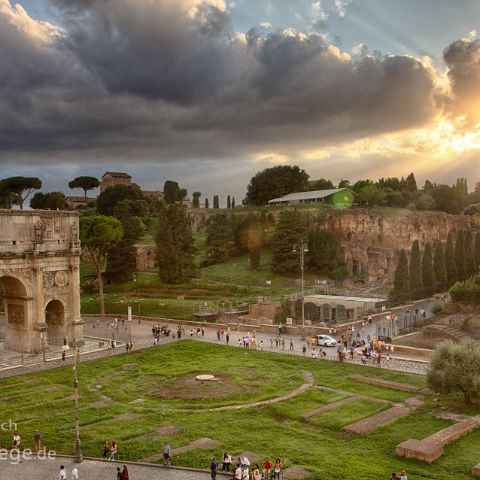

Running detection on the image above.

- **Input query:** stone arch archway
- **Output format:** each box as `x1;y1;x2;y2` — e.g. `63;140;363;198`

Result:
0;210;83;353
0;275;30;351
45;299;66;346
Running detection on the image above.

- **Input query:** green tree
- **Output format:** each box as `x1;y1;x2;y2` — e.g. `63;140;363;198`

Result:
80;216;123;318
422;243;436;297
213;195;220;209
433;242;448;292
409;240;423;300
306;229;344;277
68;176;100;198
475;234;480;271
203;214;236;266
391;249;410;303
245;165;309;206
231;197;235;209
359;185;386;207
192;191;201;208
155;204;195;283
455;230;467;281
96;185;143;216
465;231;476;278
338;179;350;188
163;180;180;204
405;172;417;192
271;210;307;275
205;198;209;209
427;339;480;404
227;195;231;209
446;232;457;286
105;216;138;283
30;192;68;210
309;178;334;190
0;176;42;209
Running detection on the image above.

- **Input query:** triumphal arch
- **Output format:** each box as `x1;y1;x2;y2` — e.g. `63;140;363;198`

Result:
0;210;83;352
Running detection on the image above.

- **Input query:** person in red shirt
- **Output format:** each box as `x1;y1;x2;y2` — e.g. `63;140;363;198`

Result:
263;457;272;479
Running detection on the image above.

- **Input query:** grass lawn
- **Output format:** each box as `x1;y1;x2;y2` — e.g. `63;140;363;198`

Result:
1;342;479;479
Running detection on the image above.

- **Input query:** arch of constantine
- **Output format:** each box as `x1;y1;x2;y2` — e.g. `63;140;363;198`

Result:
0;210;83;353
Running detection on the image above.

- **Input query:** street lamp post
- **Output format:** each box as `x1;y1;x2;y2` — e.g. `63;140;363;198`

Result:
73;339;82;463
293;241;309;329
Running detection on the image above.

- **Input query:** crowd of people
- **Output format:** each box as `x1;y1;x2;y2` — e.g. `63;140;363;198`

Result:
209;453;283;480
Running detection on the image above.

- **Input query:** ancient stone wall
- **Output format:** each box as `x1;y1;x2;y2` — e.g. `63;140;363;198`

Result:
319;209;477;285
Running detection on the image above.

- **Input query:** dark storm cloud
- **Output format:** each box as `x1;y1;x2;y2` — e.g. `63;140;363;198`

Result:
0;0;472;163
443;35;480;121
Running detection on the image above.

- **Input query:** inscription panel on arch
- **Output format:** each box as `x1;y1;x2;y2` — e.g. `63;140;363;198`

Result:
8;304;25;326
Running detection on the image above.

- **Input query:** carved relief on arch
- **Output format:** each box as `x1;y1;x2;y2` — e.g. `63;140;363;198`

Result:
0;268;32;289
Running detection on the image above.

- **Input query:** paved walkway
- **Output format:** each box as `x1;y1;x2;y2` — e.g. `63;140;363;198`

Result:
0;456;223;480
0;315;430;379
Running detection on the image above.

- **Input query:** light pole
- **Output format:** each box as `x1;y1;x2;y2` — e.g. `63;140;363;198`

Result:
73;338;82;463
293;241;309;329
133;272;141;323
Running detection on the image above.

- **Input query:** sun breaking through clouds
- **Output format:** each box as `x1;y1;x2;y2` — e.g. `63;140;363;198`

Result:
0;0;480;195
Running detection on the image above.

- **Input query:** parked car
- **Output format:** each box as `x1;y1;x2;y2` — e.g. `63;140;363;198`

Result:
314;334;337;347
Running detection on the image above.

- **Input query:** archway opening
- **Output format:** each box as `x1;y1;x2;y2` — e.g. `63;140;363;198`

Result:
45;300;65;346
0;276;28;351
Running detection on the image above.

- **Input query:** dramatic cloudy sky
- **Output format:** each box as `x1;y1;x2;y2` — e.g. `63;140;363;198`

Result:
1;0;480;202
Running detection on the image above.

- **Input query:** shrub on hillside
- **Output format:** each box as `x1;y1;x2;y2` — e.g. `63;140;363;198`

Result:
449;275;480;304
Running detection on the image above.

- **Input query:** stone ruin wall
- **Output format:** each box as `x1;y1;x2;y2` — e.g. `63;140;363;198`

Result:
319;209;477;285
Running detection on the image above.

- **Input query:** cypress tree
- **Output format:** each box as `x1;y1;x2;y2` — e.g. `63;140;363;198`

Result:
455;230;467;281
205;198;209;209
232;197;236;209
227;195;231;209
445;232;457;286
271;210;307;275
422;243;436;297
464;231;476;277
203;214;236;265
475;233;480;273
409;240;423;300
433;242;448;292
213;195;220;209
155;203;196;284
392;249;410;303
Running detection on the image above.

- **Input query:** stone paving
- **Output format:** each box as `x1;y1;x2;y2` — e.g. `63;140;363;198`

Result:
0;456;226;480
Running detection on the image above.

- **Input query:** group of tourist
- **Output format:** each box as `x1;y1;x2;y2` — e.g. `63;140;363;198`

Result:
209;453;283;480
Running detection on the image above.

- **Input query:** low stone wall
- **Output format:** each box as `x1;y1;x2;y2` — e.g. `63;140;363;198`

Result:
381;344;432;358
396;417;480;463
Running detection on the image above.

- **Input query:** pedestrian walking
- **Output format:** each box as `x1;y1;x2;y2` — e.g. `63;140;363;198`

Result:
273;458;282;479
109;441;118;461
226;333;230;345
116;467;122;480
210;456;218;480
102;440;110;459
222;452;232;472
163;442;171;466
263;457;272;479
34;430;42;453
121;465;129;480
289;339;294;351
71;466;79;480
59;465;66;480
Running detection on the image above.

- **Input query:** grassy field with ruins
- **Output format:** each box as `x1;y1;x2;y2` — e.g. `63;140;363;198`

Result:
0;341;479;480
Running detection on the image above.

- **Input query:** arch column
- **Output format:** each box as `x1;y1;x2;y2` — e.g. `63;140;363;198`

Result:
33;265;47;353
69;263;84;345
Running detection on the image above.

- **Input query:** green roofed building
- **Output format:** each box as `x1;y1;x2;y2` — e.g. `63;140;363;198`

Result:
268;188;355;208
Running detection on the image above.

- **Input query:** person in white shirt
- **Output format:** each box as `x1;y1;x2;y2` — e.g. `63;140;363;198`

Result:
71;467;79;480
242;455;250;468
59;465;66;480
234;464;243;480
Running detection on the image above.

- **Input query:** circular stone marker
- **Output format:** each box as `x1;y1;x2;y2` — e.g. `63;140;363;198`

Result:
196;374;217;381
